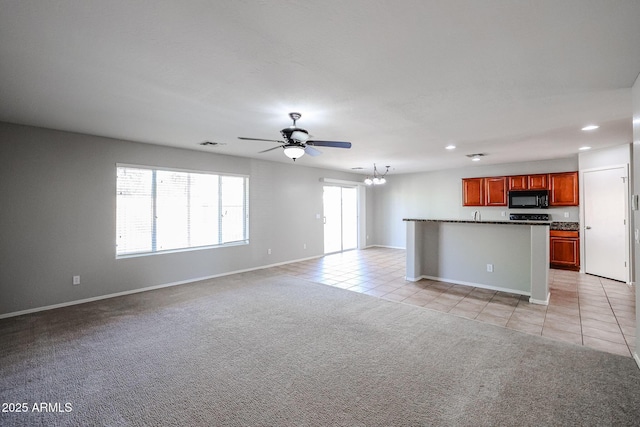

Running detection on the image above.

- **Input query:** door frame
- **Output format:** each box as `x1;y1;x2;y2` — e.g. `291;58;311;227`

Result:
580;164;631;283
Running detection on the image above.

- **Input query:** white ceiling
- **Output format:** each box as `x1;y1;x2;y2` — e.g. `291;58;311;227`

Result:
1;1;639;174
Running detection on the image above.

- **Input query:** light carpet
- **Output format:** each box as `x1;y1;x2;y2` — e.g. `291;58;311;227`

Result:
1;274;640;426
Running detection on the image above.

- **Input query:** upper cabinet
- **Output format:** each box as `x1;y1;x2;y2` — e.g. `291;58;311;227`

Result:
508;174;548;190
549;172;579;206
462;177;507;206
462;178;485;206
528;174;549;190
508;175;528;190
463;171;578;207
485;177;507;206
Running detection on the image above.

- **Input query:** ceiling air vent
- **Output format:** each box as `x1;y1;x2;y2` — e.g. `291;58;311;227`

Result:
466;153;486;162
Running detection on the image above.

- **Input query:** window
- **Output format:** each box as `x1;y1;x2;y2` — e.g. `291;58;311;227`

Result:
116;165;248;257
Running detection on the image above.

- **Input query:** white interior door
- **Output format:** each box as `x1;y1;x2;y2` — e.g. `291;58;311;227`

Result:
323;186;358;254
583;167;628;282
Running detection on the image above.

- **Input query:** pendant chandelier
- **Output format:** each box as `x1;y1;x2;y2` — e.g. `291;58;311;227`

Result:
364;164;390;185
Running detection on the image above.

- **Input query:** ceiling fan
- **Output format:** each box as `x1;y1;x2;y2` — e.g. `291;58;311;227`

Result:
238;112;352;161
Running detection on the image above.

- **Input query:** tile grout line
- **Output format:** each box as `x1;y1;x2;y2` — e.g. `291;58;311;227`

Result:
600;277;634;355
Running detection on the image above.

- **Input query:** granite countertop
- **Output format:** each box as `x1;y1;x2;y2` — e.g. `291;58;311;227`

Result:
403;218;551;226
550;221;580;231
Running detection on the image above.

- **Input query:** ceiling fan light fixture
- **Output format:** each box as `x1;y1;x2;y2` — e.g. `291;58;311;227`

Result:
283;145;305;160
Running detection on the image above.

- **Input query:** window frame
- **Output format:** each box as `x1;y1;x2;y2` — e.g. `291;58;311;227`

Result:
115;163;249;259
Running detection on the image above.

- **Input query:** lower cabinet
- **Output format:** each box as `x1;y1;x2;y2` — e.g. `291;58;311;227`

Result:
550;230;580;271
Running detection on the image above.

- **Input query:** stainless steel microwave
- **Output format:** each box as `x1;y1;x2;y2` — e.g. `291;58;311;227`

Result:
508;190;549;209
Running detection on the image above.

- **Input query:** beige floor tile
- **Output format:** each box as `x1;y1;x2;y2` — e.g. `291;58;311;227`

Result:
480;303;515;318
509;310;546;326
581;318;622;334
475;312;509;327
389;287;420;298
423;300;455;313
506;318;543;335
541;326;583;346
381;292;408;303
455;299;489;311
619;323;636;338
361;288;389;297
582;336;631;357
579;310;618;324
544;311;581;326
543;319;582;335
515;301;548;313
403;293;436;307
546;305;580;317
581;325;626;344
448;305;481;319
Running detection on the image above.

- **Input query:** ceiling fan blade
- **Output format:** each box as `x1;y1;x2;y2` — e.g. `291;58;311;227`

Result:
307;140;352;149
258;146;283;153
304;145;322;156
238;137;284;143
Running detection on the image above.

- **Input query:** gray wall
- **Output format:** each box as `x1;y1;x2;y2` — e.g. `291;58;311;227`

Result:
371;157;580;248
0;122;365;316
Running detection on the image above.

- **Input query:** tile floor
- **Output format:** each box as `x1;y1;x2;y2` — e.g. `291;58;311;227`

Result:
271;247;636;357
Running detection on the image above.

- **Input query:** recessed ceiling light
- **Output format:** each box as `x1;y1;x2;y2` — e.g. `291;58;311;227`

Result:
581;125;599;131
445;145;456;150
579;146;592;151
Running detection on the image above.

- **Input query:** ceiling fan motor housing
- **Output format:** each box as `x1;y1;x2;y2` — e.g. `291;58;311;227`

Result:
281;127;309;143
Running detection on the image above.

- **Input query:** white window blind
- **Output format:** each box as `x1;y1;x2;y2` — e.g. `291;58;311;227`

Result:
116;166;248;257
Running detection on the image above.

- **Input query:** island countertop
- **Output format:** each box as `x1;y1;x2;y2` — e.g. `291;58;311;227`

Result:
403;218;551;226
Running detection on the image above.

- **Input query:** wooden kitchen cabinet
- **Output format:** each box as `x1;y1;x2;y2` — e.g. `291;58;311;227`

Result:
463;177;507;206
464;171;577;207
550;230;580;270
549;172;579;206
509;174;548;190
485;177;507;206
528;174;549;190
462;178;484;206
508;175;528;190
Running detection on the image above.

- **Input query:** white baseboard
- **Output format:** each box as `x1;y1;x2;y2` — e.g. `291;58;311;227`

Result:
529;292;551;306
634;352;640;371
368;244;406;250
410;274;532;298
0;254;324;320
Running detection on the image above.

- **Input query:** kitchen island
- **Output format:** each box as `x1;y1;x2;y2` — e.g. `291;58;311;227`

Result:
404;219;550;305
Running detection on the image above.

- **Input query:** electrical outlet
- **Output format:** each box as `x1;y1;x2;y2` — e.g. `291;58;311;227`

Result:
486;264;493;273
303;243;306;249
267;248;271;255
72;275;80;285
501;211;506;217
564;212;570;218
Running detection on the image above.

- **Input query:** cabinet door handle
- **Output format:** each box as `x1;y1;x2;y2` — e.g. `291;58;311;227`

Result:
585;226;592;229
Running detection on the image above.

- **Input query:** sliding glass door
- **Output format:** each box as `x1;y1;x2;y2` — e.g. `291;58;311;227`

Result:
323;186;358;254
